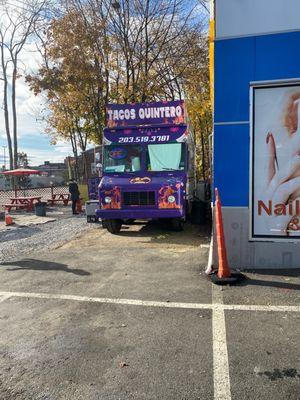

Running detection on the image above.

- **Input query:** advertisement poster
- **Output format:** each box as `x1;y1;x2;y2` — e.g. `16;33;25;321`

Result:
106;100;186;128
252;83;300;239
103;125;188;145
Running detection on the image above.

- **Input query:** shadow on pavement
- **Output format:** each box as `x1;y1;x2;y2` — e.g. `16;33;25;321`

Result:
118;221;210;247
245;269;300;277
240;278;300;291
0;258;91;276
118;220;168;237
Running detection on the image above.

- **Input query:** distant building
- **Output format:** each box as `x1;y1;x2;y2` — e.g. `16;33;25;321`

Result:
0;176;10;190
30;161;68;187
81;146;102;181
65;146;102;183
37;161;67;175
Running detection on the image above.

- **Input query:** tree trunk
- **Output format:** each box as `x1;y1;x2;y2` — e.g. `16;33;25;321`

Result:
3;76;13;170
12;63;18;168
200;127;206;181
70;130;79;181
82;151;88;184
1;46;13;170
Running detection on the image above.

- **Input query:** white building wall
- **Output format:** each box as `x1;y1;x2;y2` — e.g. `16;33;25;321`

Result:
215;0;300;39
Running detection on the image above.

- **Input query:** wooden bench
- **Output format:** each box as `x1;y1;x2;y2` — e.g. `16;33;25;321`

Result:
47;194;70;206
6;196;42;213
4;203;27;212
47;198;69;206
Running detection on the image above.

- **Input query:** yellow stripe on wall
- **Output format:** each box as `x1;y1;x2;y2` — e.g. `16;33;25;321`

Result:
209;18;215;112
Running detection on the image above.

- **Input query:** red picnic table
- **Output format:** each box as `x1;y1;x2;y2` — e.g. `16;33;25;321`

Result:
5;196;42;212
48;193;70;206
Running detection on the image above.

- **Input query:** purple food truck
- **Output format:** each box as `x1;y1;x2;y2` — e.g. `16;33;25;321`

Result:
96;100;196;234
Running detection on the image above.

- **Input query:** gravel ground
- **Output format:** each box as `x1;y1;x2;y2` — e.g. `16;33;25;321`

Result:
0;209;99;263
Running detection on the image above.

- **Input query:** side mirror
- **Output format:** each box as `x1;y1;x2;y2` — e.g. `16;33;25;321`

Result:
96;163;103;177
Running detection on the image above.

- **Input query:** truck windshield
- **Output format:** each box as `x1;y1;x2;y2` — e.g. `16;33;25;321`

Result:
147;143;185;171
104;145;142;173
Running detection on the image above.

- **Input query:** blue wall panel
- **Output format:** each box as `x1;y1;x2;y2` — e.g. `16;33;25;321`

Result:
214;31;300;124
214;31;300;208
214;124;250;207
214;37;255;123
255;31;300;81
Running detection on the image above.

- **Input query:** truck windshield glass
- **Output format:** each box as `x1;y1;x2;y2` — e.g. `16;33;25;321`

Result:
104;145;142;173
147;143;185;171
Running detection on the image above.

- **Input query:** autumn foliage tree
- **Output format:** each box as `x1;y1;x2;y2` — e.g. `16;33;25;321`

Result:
27;0;211;180
27;9;109;178
183;35;212;181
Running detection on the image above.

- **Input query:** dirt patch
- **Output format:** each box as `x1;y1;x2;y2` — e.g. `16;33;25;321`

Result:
0;215;56;231
59;221;210;252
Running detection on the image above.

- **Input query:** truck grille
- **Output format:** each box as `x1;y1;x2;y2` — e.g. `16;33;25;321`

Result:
123;191;155;206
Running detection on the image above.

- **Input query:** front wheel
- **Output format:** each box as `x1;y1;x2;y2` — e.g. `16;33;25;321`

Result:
105;219;122;234
170;218;184;232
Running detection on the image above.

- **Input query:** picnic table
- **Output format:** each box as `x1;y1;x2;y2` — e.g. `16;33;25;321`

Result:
48;193;70;206
5;196;42;212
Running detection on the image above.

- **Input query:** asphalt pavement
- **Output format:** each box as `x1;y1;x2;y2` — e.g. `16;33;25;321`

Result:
0;221;299;400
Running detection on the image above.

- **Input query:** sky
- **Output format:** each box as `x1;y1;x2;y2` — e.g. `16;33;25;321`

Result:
0;60;73;166
0;2;74;168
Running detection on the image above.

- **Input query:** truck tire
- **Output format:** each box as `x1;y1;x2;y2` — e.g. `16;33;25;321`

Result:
170;218;184;232
105;219;122;234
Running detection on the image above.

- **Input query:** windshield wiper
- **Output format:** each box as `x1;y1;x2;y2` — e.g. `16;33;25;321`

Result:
162;167;178;171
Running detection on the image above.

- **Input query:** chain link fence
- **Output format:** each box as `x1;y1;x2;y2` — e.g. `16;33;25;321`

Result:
0;185;69;210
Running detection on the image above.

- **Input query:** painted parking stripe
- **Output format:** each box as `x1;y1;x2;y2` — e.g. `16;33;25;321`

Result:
0;291;212;309
0;294;11;302
0;291;299;313
212;286;231;400
222;304;300;313
0;289;298;400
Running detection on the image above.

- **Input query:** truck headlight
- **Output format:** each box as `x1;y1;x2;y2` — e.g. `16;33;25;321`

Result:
104;196;112;204
168;195;176;204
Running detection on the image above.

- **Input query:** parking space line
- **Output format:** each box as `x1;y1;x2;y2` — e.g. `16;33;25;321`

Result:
0;294;11;303
212;286;231;400
0;290;212;309
0;290;299;313
223;304;300;313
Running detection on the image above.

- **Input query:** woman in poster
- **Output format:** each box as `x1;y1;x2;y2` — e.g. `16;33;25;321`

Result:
254;86;300;237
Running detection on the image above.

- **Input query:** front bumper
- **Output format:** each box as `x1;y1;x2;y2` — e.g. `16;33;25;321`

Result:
96;208;184;220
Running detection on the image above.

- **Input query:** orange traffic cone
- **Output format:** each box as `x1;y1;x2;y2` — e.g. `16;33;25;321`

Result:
5;208;14;226
211;188;244;285
215;188;231;279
